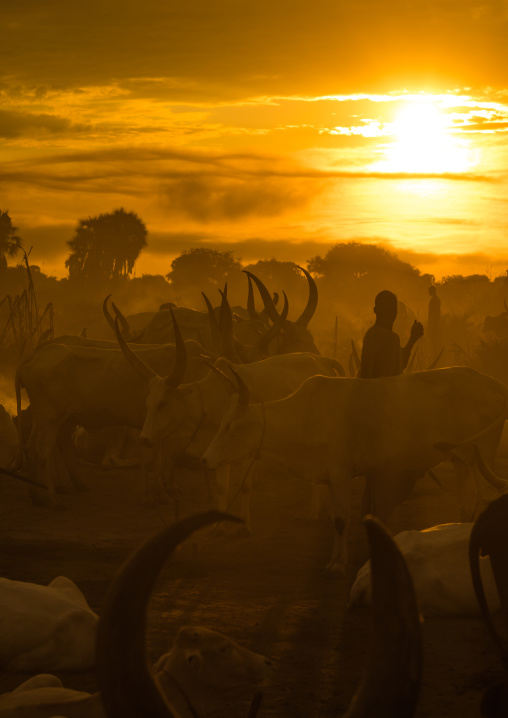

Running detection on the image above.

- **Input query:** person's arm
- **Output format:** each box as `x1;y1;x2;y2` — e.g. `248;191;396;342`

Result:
401;320;424;371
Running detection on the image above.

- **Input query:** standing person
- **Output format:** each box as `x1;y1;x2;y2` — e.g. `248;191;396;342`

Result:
427;284;442;358
360;290;423;378
359;290;424;518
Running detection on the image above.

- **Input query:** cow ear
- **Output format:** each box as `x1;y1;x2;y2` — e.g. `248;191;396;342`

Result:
186;651;203;672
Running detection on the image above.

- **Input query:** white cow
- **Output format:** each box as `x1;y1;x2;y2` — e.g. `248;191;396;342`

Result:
0;576;98;672
349;523;501;616
203;367;508;575
0;625;270;718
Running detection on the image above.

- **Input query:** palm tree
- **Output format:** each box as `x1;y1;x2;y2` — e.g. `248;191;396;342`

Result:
65;208;147;282
0;210;21;273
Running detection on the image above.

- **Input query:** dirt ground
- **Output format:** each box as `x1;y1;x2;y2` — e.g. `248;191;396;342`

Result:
0;456;504;717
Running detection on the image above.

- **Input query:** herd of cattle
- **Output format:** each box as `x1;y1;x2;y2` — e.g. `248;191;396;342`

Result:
2;268;508;716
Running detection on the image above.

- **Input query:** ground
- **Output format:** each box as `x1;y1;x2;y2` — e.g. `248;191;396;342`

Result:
0;457;504;717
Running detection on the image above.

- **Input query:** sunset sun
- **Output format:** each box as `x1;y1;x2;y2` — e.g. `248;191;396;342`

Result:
381;99;475;174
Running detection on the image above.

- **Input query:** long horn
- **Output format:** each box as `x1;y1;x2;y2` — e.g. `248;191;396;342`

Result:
345;516;422;718
112;302;131;340
469;494;508;665
96;510;241;718
165;309;187;388
227;366;251;406
295;266;318;327
243;271;280;324
218;289;240;363
246;274;259;321
103;295;116;335
115;317;158;383
202;292;222;353
257;291;289;353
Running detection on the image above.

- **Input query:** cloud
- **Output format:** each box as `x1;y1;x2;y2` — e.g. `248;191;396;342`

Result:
0;109;90;138
159;176;319;221
2;0;508;99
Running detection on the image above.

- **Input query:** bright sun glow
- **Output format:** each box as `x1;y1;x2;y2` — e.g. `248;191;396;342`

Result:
377;99;475;174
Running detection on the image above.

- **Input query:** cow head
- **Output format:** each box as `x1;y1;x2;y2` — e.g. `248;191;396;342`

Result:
203;369;263;470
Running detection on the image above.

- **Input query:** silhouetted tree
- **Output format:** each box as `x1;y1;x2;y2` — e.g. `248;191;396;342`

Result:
0;210;21;273
166;248;243;296
308;242;421;284
65;208;147;283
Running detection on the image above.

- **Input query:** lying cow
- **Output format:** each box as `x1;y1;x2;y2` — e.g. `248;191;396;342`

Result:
349;522;500;616
0;576;98;672
0;625;269;718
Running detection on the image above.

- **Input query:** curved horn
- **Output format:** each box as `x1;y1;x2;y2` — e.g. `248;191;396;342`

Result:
345;516;422;717
218;284;228;332
115;317;158;383
295;266;318;327
243;271;280;324
103;295;116;335
257;291;289;353
246;274;259;321
165;309;187;388
469;494;508;665
218;289;240;363
202;292;222;353
112;302;131;340
96;510;241;718
227;366;251;406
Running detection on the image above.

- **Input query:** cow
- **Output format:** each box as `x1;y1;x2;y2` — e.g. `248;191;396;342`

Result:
15;317;211;506
0;575;98;672
115;317;343;529
95;511;422;718
202;367;508;576
349;522;500;616
244;267;321;355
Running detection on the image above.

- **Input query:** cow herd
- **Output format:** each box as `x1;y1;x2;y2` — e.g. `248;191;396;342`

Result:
2;269;508;715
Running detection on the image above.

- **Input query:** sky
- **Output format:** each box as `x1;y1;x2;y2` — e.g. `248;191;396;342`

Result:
2;0;508;280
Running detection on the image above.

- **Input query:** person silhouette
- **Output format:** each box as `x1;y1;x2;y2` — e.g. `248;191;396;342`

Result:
359;290;424;519
427;285;442;358
360;290;424;378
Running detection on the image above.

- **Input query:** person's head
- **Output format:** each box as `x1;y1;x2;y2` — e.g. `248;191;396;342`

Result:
374;290;398;324
428;285;437;297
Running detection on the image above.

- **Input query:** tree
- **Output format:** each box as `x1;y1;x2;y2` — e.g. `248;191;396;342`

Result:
166;248;243;297
0;210;21;273
65;208;147;283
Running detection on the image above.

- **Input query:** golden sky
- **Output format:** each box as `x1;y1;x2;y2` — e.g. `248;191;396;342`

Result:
2;1;508;279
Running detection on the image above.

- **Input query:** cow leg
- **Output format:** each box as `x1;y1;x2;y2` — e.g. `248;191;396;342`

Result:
213;463;230;512
57;421;87;492
236;459;258;537
28;423;63;508
325;469;352;577
451;457;480;522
